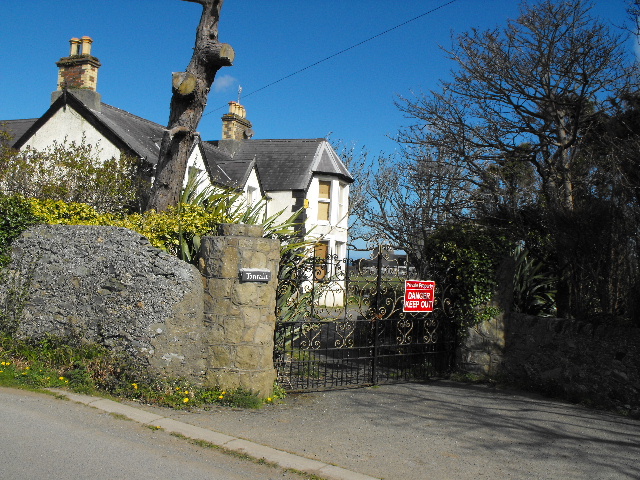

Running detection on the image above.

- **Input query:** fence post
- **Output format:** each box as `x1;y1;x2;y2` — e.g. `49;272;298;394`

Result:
198;223;280;398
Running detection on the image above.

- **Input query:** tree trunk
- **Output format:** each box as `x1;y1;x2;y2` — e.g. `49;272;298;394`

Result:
146;0;234;212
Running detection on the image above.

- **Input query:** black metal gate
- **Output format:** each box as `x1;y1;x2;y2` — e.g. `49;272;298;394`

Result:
274;246;458;391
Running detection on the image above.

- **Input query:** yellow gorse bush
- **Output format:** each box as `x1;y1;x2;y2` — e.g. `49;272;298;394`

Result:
26;198;231;256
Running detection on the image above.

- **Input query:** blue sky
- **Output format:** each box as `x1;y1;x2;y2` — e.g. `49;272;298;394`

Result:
0;0;635;156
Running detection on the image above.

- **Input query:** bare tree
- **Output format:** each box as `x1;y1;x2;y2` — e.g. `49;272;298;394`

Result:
388;0;635;316
147;0;234;212
629;0;640;35
352;145;477;277
397;0;630;214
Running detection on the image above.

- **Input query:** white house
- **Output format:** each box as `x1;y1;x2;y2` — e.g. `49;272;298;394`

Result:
2;37;353;276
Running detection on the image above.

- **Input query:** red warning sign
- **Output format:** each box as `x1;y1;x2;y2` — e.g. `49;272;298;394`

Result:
403;280;435;312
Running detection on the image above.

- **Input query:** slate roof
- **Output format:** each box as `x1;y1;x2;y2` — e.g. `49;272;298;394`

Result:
1;118;38;144
204;139;353;193
6;92;165;165
2;92;353;193
97;103;164;163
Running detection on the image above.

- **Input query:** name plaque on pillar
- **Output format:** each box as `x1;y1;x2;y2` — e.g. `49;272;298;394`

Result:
239;268;272;283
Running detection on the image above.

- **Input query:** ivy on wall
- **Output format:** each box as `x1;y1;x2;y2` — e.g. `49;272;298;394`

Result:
424;223;511;329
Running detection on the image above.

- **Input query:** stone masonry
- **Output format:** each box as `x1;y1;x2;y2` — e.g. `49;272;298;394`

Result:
198;224;280;396
2;223;280;398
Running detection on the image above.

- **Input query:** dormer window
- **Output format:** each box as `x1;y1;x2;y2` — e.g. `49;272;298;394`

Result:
318;180;331;222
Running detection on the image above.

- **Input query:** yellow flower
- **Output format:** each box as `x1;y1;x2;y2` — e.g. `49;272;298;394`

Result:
0;370;3;373
183;398;189;403
218;395;224;400
183;390;189;395
267;397;272;402
175;387;181;390
59;376;65;381
132;383;138;390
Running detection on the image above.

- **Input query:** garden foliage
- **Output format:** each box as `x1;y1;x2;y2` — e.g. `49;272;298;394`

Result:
424;223;510;328
0;138;143;213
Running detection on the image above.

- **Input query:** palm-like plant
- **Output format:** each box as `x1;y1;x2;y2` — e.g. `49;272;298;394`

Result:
512;243;557;317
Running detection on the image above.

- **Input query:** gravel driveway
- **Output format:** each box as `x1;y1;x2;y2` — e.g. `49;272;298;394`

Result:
132;380;640;479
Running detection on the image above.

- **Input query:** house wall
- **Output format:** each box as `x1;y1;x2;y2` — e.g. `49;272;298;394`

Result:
266;190;297;220
305;176;349;250
22;107;122;160
187;143;207;176
243;168;263;209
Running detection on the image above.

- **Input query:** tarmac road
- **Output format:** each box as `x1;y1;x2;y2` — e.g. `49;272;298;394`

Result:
2;381;639;480
0;388;305;480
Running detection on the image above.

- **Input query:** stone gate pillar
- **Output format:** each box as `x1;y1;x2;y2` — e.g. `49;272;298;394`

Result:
198;224;280;397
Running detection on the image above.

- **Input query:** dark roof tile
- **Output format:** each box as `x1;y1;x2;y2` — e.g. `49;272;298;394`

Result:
204;139;352;192
1;119;38;145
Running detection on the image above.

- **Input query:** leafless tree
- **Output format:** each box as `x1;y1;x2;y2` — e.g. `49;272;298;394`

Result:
397;0;631;215
351;145;477;277
147;0;234;212
352;1;637;317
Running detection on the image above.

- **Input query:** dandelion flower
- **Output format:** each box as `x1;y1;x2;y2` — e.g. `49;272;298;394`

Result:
218;395;224;400
59;376;65;381
183;398;189;403
132;383;138;390
183;390;189;395
267;397;272;402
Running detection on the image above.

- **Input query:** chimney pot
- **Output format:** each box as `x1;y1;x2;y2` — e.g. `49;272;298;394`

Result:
221;102;252;140
69;38;81;56
80;36;93;55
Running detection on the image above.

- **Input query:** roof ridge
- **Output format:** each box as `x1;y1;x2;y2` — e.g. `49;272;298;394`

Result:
203;138;324;143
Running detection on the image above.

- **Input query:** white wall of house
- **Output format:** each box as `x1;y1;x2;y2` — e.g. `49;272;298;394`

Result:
303;175;350;308
266;190;296;220
187;143;207;175
305;175;349;247
22;107;122;160
244;168;261;206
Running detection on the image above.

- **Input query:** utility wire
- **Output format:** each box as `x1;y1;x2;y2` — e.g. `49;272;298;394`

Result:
206;0;459;115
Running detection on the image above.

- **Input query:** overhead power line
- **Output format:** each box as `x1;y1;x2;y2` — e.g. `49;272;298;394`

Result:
207;0;459;114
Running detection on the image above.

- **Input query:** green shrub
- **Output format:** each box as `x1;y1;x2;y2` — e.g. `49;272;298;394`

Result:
0;195;42;266
424;223;511;328
0;138;142;213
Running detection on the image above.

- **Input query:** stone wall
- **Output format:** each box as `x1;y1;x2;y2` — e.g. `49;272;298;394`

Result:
198;224;280;396
458;257;513;376
502;313;640;412
2;224;280;397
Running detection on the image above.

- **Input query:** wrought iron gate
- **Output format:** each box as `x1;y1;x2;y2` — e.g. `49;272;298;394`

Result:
274;246;458;391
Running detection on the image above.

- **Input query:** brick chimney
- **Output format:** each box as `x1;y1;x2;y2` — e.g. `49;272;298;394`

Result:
221;101;254;140
52;36;102;110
